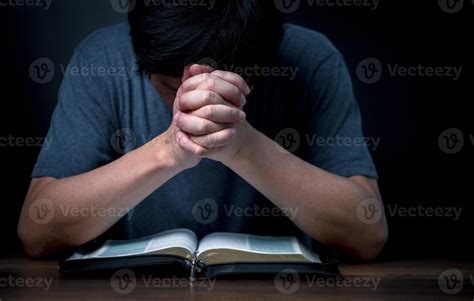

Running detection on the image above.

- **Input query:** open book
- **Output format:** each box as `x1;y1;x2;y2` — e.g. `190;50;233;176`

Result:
59;229;338;279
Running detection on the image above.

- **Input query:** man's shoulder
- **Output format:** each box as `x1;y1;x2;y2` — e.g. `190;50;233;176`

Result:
279;23;341;66
73;22;134;65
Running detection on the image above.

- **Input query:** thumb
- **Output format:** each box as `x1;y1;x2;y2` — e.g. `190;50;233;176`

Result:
181;65;192;82
177;63;215;99
176;65;192;100
189;64;215;76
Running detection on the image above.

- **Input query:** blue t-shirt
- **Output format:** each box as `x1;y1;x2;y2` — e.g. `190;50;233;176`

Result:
32;22;377;243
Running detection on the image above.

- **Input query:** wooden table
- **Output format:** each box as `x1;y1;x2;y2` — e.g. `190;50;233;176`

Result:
1;256;473;300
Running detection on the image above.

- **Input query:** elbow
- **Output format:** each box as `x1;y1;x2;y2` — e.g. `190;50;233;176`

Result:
353;222;389;262
17;217;70;259
22;244;48;259
17;221;48;259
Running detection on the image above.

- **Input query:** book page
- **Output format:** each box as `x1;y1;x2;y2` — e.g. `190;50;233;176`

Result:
197;232;320;263
69;229;197;260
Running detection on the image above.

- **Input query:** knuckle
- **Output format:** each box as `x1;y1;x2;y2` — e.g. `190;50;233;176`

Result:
200;120;211;133
196;147;207;157
206;105;216;118
207;135;217;147
180;83;189;93
231;86;240;97
178;92;188;105
204;78;216;90
222;129;235;141
197;121;205;133
211;70;222;76
174;113;183;125
200;73;211;82
232;108;241;119
201;90;212;103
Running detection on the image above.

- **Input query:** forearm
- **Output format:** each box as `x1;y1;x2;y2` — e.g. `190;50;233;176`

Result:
18;133;183;257
225;124;387;260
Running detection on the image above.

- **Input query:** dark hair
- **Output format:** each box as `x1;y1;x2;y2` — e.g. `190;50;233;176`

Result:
128;0;283;78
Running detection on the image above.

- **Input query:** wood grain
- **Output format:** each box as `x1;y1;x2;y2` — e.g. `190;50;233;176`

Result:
1;257;473;300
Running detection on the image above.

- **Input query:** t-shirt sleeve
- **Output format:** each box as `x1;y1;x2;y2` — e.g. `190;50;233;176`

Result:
302;52;378;179
31;46;119;179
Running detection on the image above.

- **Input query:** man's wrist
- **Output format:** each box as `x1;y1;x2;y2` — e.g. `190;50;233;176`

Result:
148;130;186;175
223;122;259;169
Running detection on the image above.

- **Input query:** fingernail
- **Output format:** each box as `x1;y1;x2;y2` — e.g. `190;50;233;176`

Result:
241;95;247;106
239;111;246;121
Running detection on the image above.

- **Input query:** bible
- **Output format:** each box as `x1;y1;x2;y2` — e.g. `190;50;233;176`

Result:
59;229;338;279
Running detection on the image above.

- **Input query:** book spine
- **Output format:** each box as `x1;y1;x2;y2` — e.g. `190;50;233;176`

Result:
189;251;198;282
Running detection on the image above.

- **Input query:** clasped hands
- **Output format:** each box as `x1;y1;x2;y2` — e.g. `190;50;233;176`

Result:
164;64;253;169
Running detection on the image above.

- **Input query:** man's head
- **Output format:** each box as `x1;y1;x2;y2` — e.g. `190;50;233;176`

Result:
128;0;283;79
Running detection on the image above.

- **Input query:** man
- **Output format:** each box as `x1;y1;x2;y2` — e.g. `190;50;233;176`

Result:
18;1;388;260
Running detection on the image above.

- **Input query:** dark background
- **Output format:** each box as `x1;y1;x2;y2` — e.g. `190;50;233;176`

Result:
1;0;472;259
